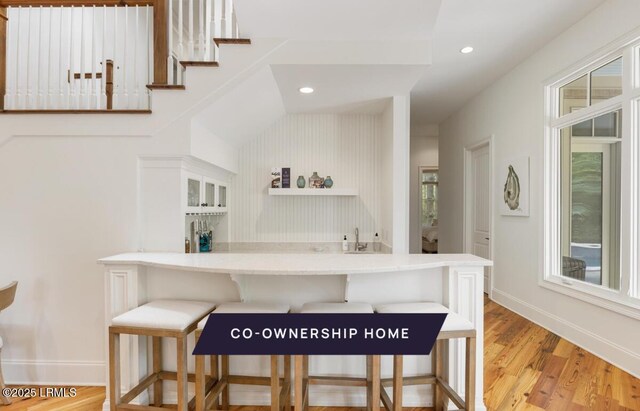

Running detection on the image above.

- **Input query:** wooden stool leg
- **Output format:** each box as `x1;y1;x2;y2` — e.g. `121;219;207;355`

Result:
294;355;304;411
465;337;476;411
176;336;188;411
195;332;205;411
271;355;280;411
152;336;163;406
108;330;121;411
221;355;230;410
211;354;220;409
369;355;381;411
303;356;309;411
392;355;403;411
0;348;11;405
435;339;445;411
432;339;439;411
284;355;292;411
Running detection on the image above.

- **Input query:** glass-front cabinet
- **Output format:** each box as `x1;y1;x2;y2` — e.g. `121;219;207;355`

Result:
186;174;204;214
185;173;228;214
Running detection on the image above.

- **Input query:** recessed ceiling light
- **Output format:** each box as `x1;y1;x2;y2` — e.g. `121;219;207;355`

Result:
460;46;474;54
299;87;314;94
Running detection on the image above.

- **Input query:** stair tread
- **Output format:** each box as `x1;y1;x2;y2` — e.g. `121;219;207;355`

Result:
146;84;186;90
0;109;152;114
213;38;251;46
179;61;220;67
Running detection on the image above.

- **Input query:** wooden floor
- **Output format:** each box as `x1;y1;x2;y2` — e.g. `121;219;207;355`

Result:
3;297;639;410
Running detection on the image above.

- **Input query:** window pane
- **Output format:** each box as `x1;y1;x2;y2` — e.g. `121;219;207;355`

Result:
570;111;620;138
559;110;621;289
590;57;622;106
421;170;438;227
560;75;588;116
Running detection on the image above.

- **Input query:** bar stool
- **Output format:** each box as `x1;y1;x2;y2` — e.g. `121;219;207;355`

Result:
194;302;292;411
375;302;476;411
109;299;216;411
294;302;380;411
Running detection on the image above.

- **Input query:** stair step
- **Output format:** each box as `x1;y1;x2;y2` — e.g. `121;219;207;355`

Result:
213;38;251;46
146;84;186;90
180;61;220;68
0;109;152;114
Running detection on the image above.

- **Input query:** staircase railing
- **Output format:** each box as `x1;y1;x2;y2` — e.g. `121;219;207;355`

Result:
0;0;240;111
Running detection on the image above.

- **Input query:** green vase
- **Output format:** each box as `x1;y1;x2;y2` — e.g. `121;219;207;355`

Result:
297;175;306;188
324;176;333;188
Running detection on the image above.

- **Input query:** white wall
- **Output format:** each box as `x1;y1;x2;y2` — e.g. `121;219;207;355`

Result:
409;125;438;254
438;0;640;377
0;135;147;384
230;113;390;247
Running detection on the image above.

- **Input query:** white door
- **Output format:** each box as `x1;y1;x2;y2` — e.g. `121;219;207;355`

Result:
466;143;492;294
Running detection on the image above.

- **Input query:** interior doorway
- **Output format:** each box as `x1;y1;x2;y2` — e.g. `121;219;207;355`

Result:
419;167;439;253
464;138;493;296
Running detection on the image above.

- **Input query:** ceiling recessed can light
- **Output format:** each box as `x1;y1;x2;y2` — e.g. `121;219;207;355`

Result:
299;87;314;94
460;46;474;54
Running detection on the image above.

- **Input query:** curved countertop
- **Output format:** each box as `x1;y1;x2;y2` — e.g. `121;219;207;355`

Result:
98;252;492;276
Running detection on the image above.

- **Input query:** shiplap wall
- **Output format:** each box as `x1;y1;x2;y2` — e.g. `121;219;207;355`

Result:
230;113;387;244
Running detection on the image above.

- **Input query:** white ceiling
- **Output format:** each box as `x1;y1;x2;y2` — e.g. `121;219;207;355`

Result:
271;65;425;113
410;0;606;125
234;0;442;40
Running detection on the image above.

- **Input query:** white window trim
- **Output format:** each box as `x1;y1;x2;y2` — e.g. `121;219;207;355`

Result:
542;29;640;320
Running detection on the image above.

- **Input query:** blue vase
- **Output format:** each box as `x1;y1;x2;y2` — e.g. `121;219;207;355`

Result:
324;176;333;188
297;175;306;188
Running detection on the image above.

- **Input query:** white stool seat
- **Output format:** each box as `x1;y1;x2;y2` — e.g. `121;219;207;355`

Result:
112;300;216;331
300;302;373;313
198;302;290;329
375;302;474;332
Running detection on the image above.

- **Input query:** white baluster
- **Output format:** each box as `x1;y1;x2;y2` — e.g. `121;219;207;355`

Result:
91;6;97;109
147;5;152;107
68;6;75;109
36;6;43;108
58;7;64;109
132;5;139;109
232;4;238;38
79;6;86;109
46;6;54;109
188;0;194;59
205;0;212;61
198;0;205;60
13;7;22;109
25;6;32;108
113;6;118;109
220;0;226;39
123;5;128;108
178;0;184;60
101;5;107;109
167;0;174;84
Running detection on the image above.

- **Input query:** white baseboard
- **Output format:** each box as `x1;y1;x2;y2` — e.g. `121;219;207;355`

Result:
3;359;105;386
492;288;640;378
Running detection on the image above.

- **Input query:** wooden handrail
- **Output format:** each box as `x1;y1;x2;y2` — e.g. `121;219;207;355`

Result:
0;1;153;6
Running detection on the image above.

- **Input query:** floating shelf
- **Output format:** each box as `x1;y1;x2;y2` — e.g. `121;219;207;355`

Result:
268;188;358;196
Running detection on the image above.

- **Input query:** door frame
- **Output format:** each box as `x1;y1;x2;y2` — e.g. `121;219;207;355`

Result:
463;136;495;298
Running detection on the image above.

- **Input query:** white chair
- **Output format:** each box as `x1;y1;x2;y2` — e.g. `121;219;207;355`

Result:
0;281;17;405
194;302;292;411
375;302;476;411
109;299;216;411
295;302;380;411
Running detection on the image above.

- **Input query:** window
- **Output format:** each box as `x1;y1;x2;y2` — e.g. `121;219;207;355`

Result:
545;39;640;316
421;169;438;228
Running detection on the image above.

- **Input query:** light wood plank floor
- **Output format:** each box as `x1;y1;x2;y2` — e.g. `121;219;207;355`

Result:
2;297;639;410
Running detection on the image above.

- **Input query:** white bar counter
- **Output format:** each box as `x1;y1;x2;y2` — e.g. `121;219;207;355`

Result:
99;252;492;410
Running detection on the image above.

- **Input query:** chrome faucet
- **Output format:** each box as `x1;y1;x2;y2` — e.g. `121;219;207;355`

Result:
355;227;368;251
